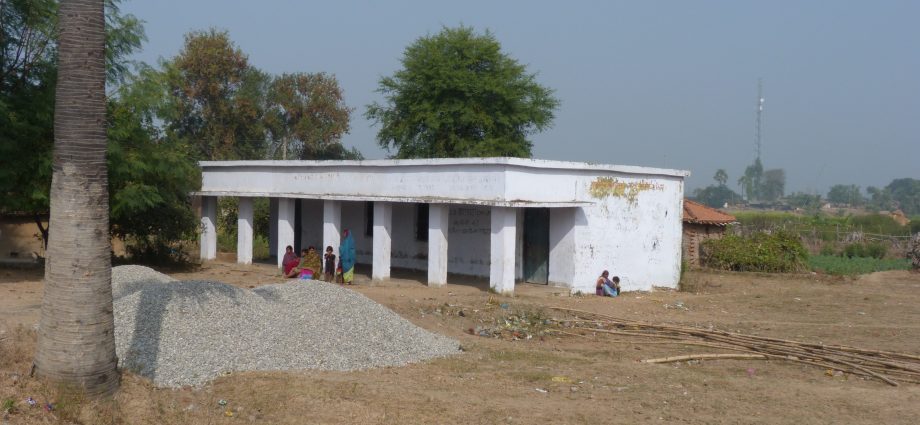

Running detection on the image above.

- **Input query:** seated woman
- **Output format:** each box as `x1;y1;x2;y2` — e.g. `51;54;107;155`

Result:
596;270;620;297
287;246;322;279
282;245;299;276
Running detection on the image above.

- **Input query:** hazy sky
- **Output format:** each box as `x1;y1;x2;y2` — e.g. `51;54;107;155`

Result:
121;0;919;194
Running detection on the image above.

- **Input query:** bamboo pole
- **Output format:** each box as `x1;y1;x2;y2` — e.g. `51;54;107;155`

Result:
642;354;768;364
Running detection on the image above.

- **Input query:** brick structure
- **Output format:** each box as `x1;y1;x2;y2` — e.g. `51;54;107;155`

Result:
682;200;736;267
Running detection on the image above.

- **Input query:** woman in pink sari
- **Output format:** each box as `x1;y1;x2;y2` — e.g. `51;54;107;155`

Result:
282;245;299;276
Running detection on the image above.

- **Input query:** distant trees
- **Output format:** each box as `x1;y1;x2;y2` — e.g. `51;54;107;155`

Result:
714;169;728;186
367;26;558;158
736;158;785;202
827;184;864;206
785;192;822;211
692;168;739;208
762;169;785;202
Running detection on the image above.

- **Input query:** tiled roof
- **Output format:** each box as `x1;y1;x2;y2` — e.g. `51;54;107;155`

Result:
682;199;737;225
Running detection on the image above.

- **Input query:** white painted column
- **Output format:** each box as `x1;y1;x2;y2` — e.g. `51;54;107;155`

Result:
199;196;217;261
428;204;450;287
490;206;517;295
237;197;253;265
276;198;295;268
372;202;393;281
323;200;342;261
268;198;278;259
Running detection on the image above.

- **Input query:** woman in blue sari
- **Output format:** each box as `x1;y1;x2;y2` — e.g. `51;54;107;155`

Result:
339;229;356;284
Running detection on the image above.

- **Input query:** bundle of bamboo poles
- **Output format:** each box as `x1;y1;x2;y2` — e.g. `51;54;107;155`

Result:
550;307;920;386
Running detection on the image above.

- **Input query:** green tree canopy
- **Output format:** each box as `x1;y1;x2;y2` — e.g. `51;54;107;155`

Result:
162;29;269;160
366;26;559;158
827;184;864;206
886;178;920;215
0;0;144;217
265;72;353;160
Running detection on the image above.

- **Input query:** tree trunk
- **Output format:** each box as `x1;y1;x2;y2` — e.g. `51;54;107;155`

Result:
34;0;120;396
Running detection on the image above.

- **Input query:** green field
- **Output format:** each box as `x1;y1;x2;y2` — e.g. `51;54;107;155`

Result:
808;255;912;275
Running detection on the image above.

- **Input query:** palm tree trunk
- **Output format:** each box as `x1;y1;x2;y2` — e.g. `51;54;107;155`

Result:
34;0;120;396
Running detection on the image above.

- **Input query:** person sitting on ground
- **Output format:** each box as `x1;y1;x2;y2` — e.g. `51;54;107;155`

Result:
596;270;620;297
286;248;309;278
287;247;323;279
282;245;299;276
323;246;336;282
302;246;322;278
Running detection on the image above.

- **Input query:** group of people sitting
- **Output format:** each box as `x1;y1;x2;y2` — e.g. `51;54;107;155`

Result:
596;270;620;297
280;229;357;284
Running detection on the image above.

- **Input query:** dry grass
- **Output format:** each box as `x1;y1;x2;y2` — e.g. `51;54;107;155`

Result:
3;266;920;424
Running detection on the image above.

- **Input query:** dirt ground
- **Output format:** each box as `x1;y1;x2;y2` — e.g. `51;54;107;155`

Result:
2;261;920;424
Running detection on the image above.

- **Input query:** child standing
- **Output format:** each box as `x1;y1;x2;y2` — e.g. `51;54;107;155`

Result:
323;246;336;282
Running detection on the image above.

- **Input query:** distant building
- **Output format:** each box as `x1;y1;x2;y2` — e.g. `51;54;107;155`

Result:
682;199;737;267
195;158;689;294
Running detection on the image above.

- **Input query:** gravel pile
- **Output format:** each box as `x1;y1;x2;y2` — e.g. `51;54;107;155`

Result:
111;265;460;387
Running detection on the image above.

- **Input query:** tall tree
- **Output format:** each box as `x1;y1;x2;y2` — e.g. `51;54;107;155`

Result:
762;168;785;201
366;26;558;158
265;72;352;160
34;0;119;396
162;29;268;160
714;169;728;186
740;158;764;201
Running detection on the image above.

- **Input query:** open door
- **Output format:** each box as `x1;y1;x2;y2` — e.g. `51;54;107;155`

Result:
523;208;550;284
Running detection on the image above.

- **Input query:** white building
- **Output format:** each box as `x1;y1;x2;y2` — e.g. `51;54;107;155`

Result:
196;158;689;294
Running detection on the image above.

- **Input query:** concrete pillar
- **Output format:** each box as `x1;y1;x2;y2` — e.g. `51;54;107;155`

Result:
269;198;278;259
490;206;517;295
372;202;393;281
276;198;295;268
428;204;449;287
237;197;253;265
199;196;217;261
323;200;342;261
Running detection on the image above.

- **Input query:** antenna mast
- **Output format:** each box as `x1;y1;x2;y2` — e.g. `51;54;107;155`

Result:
755;78;764;160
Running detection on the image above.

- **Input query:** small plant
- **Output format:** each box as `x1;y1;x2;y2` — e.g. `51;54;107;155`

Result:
2;398;15;414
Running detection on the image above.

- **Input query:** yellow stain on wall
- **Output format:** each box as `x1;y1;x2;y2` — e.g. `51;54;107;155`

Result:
589;177;664;203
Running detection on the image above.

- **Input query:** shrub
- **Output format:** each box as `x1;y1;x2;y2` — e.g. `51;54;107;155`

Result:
819;243;837;256
841;242;888;259
701;230;808;273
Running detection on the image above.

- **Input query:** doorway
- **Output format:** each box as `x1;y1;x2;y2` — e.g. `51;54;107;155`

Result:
523;208;550;284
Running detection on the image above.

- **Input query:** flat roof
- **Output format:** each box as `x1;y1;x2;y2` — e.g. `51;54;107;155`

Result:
189;191;590;208
199;157;691;178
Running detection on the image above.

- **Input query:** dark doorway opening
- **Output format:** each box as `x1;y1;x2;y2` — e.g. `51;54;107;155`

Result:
523;208;550;284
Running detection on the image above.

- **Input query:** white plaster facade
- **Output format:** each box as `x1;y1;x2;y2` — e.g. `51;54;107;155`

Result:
196;158;689;294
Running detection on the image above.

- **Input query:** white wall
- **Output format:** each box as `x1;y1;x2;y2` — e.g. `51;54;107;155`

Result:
568;174;684;293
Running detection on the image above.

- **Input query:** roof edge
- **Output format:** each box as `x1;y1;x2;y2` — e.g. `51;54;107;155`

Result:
198;157;691;178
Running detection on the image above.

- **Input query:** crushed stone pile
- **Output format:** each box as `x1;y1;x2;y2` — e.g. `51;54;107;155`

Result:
111;265;460;387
